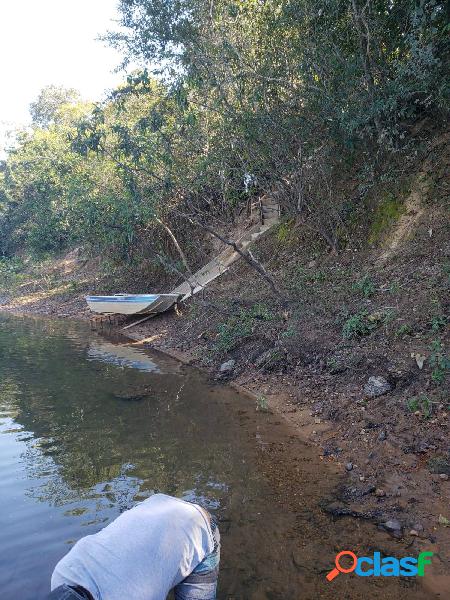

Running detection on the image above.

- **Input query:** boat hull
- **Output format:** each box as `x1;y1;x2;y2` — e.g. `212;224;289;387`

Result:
85;294;181;315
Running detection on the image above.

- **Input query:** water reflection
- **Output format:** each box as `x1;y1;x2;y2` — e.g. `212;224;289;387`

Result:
0;314;432;600
87;339;183;374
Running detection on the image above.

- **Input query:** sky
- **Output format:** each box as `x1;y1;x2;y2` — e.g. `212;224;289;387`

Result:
0;0;128;154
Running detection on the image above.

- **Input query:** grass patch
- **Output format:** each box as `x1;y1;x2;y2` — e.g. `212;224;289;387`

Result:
352;274;376;298
430;339;450;385
368;192;405;244
256;394;270;412
343;310;380;339
406;394;433;418
276;219;295;244
395;324;413;337
290;265;326;293
215;303;274;353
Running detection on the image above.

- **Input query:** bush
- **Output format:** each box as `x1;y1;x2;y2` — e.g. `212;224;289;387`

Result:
0;257;25;289
406;394;433;418
352;275;376;298
342;310;378;339
430;339;450;385
216;304;274;353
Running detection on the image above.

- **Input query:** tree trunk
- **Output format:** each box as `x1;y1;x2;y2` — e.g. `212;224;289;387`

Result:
155;217;193;277
350;0;383;140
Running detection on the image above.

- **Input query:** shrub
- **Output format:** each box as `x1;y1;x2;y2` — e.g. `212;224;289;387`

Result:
395;324;413;337
342;311;378;339
406;394;433;418
430;339;450;385
352;275;376;298
215;304;274;353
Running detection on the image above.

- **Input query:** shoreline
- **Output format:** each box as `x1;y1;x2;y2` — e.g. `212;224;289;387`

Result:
1;302;449;595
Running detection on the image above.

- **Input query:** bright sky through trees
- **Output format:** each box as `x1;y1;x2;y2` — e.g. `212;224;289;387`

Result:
0;0;124;154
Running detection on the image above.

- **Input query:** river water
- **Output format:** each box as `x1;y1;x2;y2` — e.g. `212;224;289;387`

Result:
0;314;434;599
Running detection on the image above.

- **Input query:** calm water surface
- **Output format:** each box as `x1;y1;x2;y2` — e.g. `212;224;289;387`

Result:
0;314;433;599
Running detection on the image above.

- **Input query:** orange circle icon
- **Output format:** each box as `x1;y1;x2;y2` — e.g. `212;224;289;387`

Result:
326;550;358;581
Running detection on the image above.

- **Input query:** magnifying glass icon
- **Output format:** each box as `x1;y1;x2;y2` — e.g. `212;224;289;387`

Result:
326;550;358;581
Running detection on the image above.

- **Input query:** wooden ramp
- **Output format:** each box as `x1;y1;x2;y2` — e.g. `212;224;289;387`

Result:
171;197;280;300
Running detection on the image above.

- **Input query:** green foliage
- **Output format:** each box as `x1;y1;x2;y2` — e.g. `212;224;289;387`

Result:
290;265;326;292
368;193;405;244
215;304;274;353
430;315;448;332
256;394;269;412
395;323;413;337
352;275;376;298
342;310;380;339
276;220;295;244
388;280;401;295
406;394;433;418
29;85;81;128
0;257;25;289
281;325;296;339
430;339;450;384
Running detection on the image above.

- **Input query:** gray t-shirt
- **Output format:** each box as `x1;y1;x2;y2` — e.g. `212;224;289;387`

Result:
51;494;215;600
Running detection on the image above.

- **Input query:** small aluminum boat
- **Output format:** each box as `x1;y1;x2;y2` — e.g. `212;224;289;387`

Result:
85;293;181;315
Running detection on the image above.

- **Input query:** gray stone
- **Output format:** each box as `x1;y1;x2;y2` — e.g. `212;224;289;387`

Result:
378;430;387;441
219;359;236;373
364;376;392;398
381;519;402;534
345;462;353;471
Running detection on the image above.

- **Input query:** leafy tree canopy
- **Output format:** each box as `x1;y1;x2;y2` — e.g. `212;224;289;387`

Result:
29;85;81;128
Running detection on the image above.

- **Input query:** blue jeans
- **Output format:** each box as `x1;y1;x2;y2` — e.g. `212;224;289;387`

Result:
174;517;220;600
47;518;220;600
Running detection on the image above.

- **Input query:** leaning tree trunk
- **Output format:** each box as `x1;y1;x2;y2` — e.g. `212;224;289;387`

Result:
155;217;193;277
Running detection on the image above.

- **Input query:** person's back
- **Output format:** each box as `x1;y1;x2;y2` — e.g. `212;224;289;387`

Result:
48;494;220;600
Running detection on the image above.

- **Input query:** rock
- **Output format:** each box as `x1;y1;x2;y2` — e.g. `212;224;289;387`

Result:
380;519;403;536
364;376;392;398
219;359;236;374
440;473;449;481
113;393;147;402
375;488;386;497
345;462;353;471
427;456;450;475
409;529;419;536
378;430;387;441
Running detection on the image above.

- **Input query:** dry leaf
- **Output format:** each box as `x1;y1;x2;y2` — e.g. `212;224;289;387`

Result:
411;353;426;369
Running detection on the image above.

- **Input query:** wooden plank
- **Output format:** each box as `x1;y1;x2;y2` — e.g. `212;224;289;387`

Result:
122;313;156;331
